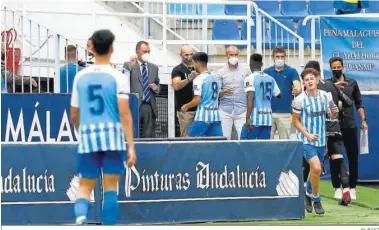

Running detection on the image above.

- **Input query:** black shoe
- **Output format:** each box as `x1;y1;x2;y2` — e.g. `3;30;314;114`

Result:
304;194;313;213
313;201;325;215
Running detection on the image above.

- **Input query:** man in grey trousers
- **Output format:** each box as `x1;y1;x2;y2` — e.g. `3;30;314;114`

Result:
123;41;160;138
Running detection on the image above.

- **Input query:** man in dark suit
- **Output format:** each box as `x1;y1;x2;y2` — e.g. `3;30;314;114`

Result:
123;41;160;138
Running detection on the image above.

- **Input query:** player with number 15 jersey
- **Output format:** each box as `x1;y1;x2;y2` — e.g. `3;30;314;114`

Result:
180;52;223;137
241;53;281;140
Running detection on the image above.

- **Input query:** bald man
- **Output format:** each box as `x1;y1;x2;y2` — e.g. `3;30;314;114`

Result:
217;45;251;140
171;45;198;137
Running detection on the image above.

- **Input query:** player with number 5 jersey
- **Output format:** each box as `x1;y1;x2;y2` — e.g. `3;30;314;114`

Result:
181;52;223;137
241;54;282;140
70;30;136;226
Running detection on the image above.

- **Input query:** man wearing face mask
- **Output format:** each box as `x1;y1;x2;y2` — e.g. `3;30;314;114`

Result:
264;46;301;139
123;41;160;138
171;45;198;137
217;45;251;140
328;57;368;200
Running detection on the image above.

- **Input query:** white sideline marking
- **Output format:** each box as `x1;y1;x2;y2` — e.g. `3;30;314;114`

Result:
2;195;297;205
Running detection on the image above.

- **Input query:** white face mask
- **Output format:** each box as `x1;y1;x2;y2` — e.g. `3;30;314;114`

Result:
229;57;238;65
141;53;150;62
275;59;285;68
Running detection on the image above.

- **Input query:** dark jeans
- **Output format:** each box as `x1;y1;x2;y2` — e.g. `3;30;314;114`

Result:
341;127;359;188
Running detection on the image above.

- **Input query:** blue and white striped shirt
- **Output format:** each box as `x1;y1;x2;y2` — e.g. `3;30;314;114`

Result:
193;72;221;122
244;71;281;126
292;90;333;147
71;65;130;154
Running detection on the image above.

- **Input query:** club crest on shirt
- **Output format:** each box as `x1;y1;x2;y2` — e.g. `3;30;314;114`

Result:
245;81;251;88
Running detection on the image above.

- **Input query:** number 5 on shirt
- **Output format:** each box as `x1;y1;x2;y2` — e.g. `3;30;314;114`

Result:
88;84;104;115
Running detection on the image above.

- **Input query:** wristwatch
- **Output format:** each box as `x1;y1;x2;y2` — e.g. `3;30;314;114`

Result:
362;117;367;122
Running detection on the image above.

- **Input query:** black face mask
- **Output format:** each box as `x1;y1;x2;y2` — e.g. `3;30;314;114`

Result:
332;70;343;79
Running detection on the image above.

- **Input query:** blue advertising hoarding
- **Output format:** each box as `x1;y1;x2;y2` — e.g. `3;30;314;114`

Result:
1;93;139;142
320;17;379;91
1;141;304;225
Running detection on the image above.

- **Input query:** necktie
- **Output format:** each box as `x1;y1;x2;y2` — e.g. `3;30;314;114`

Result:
141;63;151;102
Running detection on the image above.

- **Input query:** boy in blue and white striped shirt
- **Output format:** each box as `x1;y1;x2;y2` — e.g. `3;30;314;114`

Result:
70;30;137;225
181;52;223;137
292;68;339;215
241;53;282;140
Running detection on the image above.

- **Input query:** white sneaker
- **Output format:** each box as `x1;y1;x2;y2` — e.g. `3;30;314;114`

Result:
75;216;88;225
334;188;343;199
350;188;357;200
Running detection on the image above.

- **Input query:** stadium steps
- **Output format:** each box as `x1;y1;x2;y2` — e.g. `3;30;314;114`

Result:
96;1;321;69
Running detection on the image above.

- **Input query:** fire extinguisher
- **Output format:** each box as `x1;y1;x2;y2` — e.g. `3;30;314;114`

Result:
1;28;21;75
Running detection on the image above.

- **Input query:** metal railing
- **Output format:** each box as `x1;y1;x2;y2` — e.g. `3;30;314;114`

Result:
1;0;307;138
1;7;94;94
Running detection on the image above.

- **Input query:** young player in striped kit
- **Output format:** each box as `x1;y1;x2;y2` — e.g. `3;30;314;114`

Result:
181;52;223;137
241;53;282;140
292;68;339;215
70;30;137;225
304;60;353;206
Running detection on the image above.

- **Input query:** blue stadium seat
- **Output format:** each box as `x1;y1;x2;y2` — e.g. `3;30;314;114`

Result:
212;20;244;48
297;19;320;48
269;19;297;48
281;0;309;21
241;20;257;47
366;2;379;13
197;4;225;15
308;0;336;15
168;4;197;15
253;0;283;17
224;5;247;16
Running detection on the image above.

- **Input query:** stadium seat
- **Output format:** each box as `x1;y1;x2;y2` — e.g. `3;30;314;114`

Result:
366;2;379;13
308;0;336;15
224;4;247;16
196;4;225;15
241;20;257;47
269;19;297;48
253;0;283;18
212;20;244;48
168;4;197;15
281;0;309;21
297;19;320;48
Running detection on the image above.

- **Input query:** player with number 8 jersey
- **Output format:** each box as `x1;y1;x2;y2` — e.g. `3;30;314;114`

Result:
181;52;223;137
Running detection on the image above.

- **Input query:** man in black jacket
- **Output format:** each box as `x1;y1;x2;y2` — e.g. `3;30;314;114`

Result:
328;57;369;201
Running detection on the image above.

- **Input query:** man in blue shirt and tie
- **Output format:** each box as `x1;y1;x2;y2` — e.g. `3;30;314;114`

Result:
124;41;160;138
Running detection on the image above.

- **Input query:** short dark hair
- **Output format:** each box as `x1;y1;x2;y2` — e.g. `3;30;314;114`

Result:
301;68;320;80
90;29;115;55
192;52;208;66
305;60;321;72
250;53;263;63
272;46;286;57
65;45;77;58
136;41;149;53
329;56;343;66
